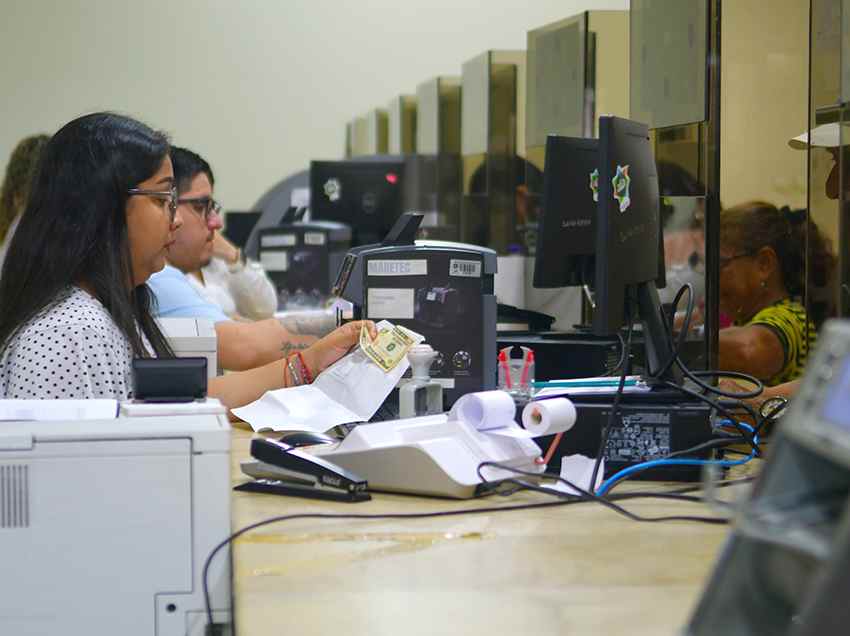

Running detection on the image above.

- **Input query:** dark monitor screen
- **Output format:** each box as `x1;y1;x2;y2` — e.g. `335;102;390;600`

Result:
593;115;664;336
533;135;599;289
223;211;263;249
310;159;406;247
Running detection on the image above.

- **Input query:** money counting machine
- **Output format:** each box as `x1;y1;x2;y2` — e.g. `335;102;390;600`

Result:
257;209;352;308
332;212;497;406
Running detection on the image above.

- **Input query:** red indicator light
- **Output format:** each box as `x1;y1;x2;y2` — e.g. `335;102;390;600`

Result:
385;173;398;184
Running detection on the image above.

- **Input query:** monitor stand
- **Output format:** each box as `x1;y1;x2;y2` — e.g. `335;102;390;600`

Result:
635;280;683;386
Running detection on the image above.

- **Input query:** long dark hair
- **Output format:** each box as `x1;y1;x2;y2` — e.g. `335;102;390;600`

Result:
0;112;174;358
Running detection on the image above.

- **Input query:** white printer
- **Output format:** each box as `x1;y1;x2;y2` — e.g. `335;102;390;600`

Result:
158;318;218;379
0;405;232;636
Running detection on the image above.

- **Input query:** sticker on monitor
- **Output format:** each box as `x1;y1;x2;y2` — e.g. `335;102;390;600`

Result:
323;178;341;202
612;165;631;213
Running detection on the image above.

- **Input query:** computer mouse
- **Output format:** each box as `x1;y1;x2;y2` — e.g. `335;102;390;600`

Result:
278;430;337;448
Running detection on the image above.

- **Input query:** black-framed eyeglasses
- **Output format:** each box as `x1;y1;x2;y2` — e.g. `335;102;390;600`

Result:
718;251;754;270
178;196;222;221
127;186;178;222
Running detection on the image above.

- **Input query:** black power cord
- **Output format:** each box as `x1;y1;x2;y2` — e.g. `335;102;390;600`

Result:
203;499;584;627
603;331;628;377
209;458;738;627
589;300;635;493
477;461;729;524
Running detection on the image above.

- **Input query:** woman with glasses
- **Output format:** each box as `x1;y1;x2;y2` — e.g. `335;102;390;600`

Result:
0;134;50;270
716;201;834;386
0;112;376;408
166;146;277;321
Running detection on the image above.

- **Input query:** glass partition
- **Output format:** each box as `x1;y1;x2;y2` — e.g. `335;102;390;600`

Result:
630;0;707;130
388;95;417;155
461;50;526;254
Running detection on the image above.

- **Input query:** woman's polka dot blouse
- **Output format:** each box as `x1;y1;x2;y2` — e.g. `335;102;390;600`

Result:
0;287;152;400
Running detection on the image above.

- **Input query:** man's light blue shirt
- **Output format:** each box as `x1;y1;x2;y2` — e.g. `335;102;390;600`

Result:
148;265;230;322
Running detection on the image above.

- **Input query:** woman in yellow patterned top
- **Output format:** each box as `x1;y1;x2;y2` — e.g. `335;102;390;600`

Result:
717;201;835;386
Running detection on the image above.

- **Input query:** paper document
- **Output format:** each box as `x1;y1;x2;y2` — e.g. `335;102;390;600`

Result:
233;321;424;432
0;399;118;421
542;454;605;496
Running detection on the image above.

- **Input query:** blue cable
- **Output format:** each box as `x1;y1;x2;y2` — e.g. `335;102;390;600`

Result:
595;421;758;497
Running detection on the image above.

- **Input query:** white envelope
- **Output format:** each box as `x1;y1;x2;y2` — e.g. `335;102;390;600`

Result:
232;321;424;432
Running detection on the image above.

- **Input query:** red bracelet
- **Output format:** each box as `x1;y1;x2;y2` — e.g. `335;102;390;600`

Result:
296;351;313;384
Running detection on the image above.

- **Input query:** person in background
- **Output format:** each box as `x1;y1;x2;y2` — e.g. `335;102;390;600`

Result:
723;124;845;410
0;112;375;408
0;134;50;269
149;148;338;370
717;201;834;387
167;146;277;321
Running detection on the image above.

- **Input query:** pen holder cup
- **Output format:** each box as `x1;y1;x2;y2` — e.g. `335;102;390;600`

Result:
497;346;535;399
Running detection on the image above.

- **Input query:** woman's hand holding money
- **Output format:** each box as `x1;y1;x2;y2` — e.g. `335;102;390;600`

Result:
300;320;378;379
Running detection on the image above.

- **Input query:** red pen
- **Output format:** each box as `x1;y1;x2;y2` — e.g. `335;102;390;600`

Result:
498;349;512;389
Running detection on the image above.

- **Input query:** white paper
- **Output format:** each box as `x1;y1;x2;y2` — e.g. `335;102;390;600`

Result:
544;454;605;496
0;399;118;421
521;398;577;436
448;390;532;438
232;320;424;432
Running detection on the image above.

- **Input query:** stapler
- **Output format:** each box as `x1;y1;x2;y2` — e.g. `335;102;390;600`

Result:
236;437;371;502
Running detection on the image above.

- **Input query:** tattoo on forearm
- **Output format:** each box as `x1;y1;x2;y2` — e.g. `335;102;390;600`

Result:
280;342;311;357
279;315;337;337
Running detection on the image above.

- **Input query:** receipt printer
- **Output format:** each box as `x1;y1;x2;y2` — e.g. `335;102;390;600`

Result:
258;218;352;303
333;213;497;406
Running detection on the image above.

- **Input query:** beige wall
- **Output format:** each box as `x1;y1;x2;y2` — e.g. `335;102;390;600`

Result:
0;0;627;210
720;0;809;210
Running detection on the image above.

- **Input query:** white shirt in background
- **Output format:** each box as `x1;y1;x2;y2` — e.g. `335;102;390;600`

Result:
188;256;278;320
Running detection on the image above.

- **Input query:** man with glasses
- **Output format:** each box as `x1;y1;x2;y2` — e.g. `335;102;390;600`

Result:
148;147;328;371
162;146;276;321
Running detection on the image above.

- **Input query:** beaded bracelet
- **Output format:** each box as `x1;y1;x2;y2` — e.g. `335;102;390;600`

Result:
286;355;302;386
296;351;313;384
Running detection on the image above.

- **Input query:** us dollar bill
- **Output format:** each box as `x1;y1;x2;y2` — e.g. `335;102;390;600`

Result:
360;323;415;372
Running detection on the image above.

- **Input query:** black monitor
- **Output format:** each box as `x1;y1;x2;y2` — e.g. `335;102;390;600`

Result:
309;159;406;247
533;135;599;289
223;211;263;250
594;115;674;381
533;116;676;382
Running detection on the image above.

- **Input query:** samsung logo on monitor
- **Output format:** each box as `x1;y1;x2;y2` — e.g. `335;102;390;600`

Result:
367;259;428;276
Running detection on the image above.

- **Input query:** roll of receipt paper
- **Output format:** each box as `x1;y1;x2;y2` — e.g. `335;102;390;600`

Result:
449;390;517;432
521;398;577;436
